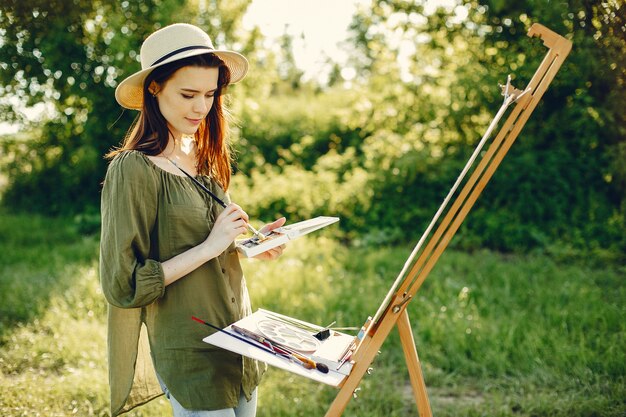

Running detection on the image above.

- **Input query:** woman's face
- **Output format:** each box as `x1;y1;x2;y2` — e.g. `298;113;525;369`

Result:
155;65;219;140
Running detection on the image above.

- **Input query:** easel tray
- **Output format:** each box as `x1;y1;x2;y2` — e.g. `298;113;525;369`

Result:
203;309;355;387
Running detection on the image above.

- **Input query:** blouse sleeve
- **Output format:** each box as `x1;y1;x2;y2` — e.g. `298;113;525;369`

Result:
99;151;165;308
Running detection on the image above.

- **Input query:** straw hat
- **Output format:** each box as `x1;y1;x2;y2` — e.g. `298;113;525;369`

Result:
115;23;248;110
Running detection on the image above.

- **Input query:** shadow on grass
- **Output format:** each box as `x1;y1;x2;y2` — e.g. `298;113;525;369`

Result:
0;211;100;340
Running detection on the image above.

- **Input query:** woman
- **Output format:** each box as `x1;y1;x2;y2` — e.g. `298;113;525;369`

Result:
100;23;284;417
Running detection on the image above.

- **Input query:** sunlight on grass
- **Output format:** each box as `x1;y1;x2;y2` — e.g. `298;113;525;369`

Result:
0;261;172;416
1;213;624;416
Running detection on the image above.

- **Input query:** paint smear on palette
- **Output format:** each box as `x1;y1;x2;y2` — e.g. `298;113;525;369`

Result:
256;319;320;353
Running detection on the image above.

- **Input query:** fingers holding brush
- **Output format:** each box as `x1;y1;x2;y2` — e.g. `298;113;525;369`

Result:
223;203;269;241
204;203;250;254
218;203;250;235
223;203;250;224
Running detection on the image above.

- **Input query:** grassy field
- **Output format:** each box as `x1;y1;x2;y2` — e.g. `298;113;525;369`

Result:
0;212;624;417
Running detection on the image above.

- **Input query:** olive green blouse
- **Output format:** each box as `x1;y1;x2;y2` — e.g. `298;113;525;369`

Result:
99;151;265;416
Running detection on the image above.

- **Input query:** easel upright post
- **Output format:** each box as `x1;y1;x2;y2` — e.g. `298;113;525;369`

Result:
397;310;432;416
324;23;572;417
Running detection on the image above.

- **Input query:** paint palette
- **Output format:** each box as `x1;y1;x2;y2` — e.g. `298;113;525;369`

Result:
256;319;321;353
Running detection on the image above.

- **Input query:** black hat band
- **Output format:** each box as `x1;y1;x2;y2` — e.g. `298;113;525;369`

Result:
151;45;214;67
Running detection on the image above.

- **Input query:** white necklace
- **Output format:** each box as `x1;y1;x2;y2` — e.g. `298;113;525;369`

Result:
181;135;195;155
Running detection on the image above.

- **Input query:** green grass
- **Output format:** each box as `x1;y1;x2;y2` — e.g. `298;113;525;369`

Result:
0;212;624;416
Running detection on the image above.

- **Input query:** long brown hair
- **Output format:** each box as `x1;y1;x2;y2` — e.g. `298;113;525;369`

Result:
107;53;233;190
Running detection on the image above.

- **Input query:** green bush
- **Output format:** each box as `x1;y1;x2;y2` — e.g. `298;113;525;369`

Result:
1;0;624;258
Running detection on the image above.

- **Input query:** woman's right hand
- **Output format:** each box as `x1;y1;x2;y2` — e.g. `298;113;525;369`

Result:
202;203;249;256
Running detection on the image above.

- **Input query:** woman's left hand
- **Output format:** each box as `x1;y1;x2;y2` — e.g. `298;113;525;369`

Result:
252;217;287;261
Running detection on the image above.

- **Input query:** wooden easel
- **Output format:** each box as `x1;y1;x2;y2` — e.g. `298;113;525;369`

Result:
324;23;572;417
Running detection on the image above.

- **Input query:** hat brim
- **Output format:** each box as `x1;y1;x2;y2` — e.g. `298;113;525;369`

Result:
115;49;248;110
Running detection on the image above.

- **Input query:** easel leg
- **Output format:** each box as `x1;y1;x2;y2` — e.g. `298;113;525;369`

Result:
324;312;401;417
324;343;378;417
398;310;433;417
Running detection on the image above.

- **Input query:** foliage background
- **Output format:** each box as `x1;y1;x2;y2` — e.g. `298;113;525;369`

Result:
1;0;624;258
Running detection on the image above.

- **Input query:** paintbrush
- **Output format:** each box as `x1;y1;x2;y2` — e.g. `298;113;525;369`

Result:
231;325;329;373
264;313;356;341
192;317;295;363
167;158;267;241
192;317;329;374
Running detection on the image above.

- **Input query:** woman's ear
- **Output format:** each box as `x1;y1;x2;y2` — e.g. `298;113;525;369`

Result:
148;81;160;96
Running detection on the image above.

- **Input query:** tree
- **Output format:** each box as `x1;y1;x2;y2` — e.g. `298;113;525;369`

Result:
0;0;252;214
459;0;626;251
333;0;625;252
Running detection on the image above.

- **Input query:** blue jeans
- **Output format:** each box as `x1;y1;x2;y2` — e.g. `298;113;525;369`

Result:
157;374;257;417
